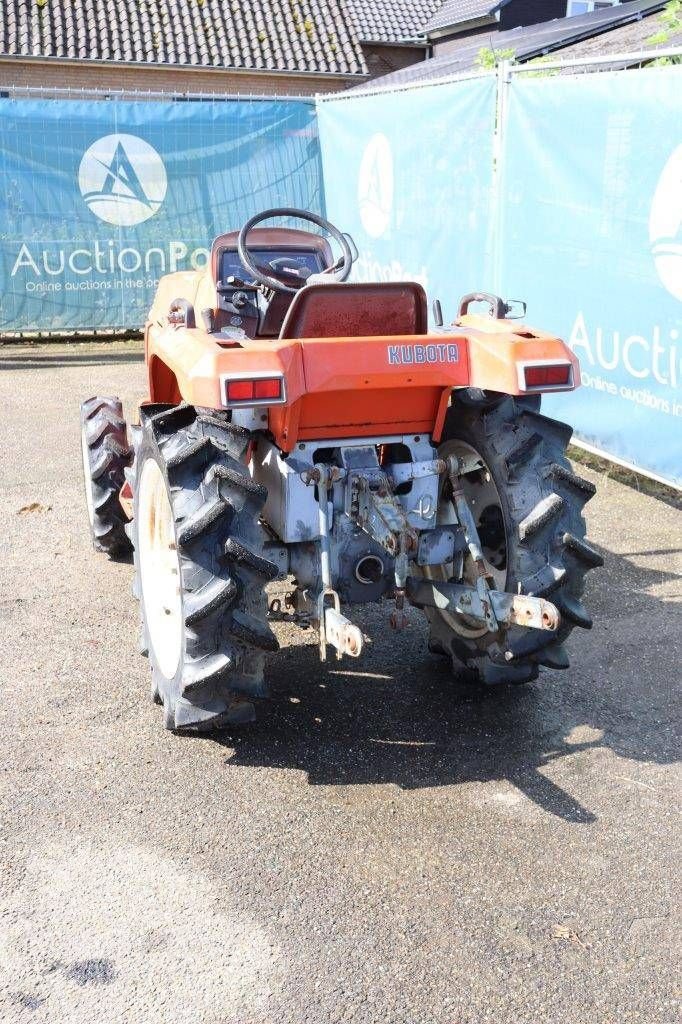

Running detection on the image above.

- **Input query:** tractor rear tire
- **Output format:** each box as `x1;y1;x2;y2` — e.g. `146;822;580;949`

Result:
423;397;602;685
131;404;279;732
80;396;132;557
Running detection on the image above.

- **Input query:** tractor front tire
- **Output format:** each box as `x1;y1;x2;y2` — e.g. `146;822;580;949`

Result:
80;396;132;557
425;397;602;685
131;405;279;732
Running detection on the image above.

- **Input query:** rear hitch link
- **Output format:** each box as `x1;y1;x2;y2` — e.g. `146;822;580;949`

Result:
302;464;363;661
405;454;561;639
445;454;499;633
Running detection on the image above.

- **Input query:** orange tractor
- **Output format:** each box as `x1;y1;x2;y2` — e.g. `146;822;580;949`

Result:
80;209;601;732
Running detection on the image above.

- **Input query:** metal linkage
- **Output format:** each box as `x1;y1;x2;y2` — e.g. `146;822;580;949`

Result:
267;596;312;630
352;475;418;559
301;464;363;661
349;473;418;631
406;578;559;633
406;454;562;637
446;454;499;632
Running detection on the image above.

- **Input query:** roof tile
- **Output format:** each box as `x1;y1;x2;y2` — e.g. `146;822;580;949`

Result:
0;0;368;76
357;0;670;87
347;0;443;42
422;1;500;34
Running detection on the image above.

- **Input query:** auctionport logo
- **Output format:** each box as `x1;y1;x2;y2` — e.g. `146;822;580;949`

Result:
78;134;167;227
649;144;682;302
357;132;393;239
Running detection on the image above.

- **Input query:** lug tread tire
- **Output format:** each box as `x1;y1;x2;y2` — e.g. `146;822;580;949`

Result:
132;405;278;732
563;532;604;568
426;396;601;685
176;494;233;545
166;435;214;471
228;609;279;652
518;493;564;540
184;578;239;626
86;409;126;446
80;396;132;557
147;403;196;434
209;463;267;500
532;641;570;670
223;537;279;581
546;462;596;496
506;432;543;474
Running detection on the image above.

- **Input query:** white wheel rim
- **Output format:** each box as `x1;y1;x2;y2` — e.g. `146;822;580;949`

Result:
137;457;183;680
81;425;95;528
427;438;507;640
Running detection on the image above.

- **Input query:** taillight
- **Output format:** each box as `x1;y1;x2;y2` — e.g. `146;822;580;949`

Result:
227;380;256;401
253;377;282;400
522;363;572;390
224;375;284;405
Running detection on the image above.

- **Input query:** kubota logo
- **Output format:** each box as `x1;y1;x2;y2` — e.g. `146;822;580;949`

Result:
388;342;459;366
649;144;682;301
357;133;393;238
78;134;167;226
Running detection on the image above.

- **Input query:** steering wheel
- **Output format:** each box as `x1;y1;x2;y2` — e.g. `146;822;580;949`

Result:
237;207;354;294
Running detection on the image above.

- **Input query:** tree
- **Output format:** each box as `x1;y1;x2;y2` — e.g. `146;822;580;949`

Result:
474;46;515;70
646;0;682;64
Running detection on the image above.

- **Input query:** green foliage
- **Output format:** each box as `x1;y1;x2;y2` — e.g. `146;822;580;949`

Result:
524;54;561;77
474;46;515;70
646;0;682;63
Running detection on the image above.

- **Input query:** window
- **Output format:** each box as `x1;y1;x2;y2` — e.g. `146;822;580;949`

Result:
566;0;620;15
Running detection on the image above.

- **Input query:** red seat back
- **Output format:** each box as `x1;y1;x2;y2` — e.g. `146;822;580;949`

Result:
279;282;428;339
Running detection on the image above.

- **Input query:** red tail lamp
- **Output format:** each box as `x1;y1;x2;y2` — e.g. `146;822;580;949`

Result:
224;375;285;405
522;363;573;391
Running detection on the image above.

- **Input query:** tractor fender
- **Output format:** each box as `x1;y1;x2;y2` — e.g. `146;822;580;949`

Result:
461;320;580;396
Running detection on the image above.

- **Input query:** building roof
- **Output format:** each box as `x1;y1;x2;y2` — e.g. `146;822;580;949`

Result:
422;1;504;35
347;0;444;43
547;4;682;61
0;0;368;78
354;0;672;89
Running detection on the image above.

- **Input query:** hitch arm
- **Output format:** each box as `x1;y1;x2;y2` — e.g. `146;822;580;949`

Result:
302;464;363;662
406;578;560;633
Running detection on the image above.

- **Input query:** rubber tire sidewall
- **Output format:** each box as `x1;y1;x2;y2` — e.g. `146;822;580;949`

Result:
134;435;186;718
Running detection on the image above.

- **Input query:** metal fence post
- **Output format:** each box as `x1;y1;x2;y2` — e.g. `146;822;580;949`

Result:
491;59;511;296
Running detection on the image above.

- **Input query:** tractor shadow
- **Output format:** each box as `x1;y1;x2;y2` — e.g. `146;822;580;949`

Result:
0;350;143;371
209;543;680;824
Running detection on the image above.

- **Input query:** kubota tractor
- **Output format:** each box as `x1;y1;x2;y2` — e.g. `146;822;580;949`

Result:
80;208;602;732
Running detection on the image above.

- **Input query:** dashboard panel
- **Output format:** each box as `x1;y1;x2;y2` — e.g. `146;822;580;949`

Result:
219;247;325;286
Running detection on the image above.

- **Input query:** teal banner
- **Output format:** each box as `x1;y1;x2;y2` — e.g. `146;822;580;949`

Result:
498;69;681;486
0;98;321;332
317;78;497;325
1;69;680;484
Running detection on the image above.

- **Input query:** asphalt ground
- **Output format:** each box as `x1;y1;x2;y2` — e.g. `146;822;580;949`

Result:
0;346;680;1024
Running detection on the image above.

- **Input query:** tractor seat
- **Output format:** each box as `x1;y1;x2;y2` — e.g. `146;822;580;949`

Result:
278;282;428;339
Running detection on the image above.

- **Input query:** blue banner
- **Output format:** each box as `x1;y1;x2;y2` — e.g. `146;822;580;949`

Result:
0;98;321;332
317;78;497;325
1;71;680;485
498;69;681;487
